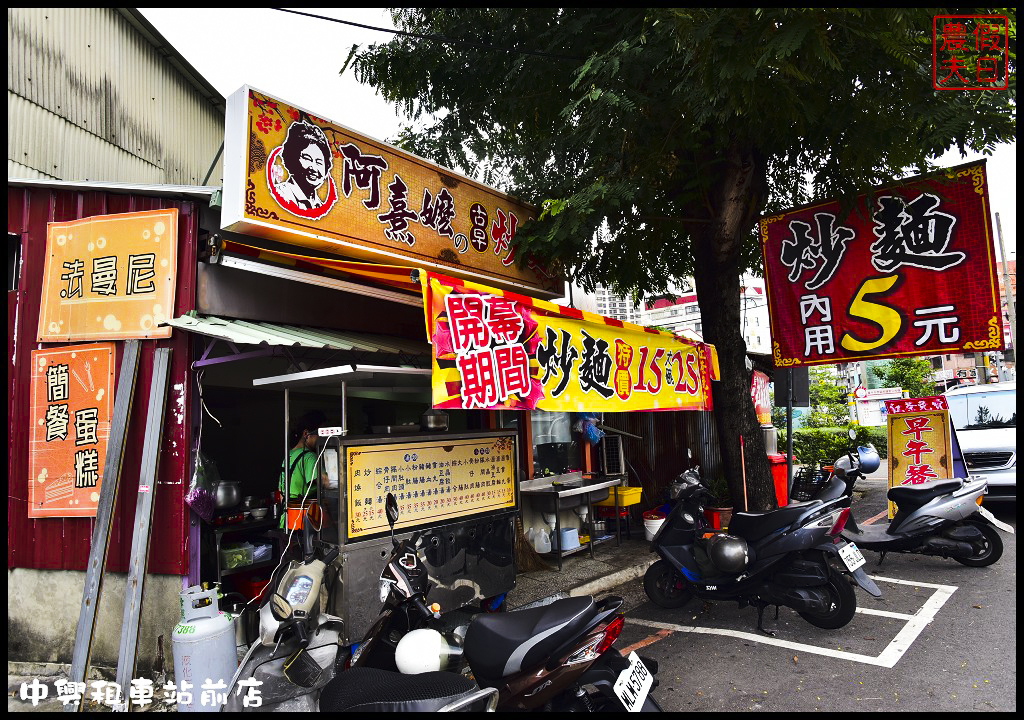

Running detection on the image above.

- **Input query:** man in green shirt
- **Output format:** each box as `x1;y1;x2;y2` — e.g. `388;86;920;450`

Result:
280;411;327;529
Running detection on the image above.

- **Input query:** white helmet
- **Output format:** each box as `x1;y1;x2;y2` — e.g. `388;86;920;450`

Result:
395;628;456;674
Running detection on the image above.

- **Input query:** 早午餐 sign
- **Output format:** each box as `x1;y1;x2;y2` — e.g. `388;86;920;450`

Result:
222;86;561;298
886;404;954;519
29;344;116;518
423;272;719;412
37;210;178;342
346;435;517;539
761;162;1003;367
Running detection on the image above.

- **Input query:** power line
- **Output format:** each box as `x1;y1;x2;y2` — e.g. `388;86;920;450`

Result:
272;8;585;62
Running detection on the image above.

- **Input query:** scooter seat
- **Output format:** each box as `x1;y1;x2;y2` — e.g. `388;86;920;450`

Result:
320;667;479;712
464;596;596;679
728;501;821;541
888;480;962;509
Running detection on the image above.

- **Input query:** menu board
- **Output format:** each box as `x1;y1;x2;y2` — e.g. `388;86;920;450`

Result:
346;434;517;539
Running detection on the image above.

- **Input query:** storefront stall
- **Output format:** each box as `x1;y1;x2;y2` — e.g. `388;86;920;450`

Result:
7;86;720;674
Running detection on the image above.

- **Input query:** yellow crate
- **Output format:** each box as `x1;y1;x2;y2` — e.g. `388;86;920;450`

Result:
594;486;643;507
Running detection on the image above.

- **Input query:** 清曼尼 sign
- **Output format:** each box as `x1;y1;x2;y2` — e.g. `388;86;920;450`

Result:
221;86;561;298
423;272;719;412
761;162;1002;367
37;210;179;341
29;344;116;518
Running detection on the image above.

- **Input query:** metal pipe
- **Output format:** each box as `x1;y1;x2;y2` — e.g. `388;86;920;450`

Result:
342;381;348;436
786;368;794;494
996;212;1016;369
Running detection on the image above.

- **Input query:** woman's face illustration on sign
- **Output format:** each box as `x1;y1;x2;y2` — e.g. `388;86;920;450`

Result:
267;120;338;219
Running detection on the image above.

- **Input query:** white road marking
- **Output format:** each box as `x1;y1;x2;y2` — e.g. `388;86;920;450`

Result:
632;576;957;668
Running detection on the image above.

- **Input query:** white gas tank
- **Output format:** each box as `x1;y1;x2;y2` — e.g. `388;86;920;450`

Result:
171;585;238;712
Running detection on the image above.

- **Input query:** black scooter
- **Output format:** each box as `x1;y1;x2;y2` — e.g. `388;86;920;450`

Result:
357;494;664;712
644;467;881;633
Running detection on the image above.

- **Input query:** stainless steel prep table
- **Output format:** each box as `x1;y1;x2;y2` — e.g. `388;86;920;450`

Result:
520;473;623;570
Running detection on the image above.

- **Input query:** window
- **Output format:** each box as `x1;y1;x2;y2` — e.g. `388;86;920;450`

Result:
531;411;577;477
685;305;700;315
695;323;702;333
930;357;943;369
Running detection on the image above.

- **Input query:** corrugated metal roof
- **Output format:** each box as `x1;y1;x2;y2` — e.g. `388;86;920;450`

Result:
163;314;430;357
8;8;224;185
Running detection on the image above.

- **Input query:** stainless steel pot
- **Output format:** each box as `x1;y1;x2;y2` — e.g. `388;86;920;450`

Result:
215;481;241;510
421;408;449;431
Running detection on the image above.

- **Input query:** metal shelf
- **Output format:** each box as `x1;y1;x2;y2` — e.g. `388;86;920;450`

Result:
219;558;275;578
543;534;616;558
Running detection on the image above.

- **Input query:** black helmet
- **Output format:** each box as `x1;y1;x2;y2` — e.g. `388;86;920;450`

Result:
706;533;749;574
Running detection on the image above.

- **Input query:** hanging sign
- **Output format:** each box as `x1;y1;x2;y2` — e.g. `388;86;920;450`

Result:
37;209;179;341
422;271;719;412
761;162;1003;367
345;434;517;539
222;86;561;298
751;370;771;425
28;344;116;518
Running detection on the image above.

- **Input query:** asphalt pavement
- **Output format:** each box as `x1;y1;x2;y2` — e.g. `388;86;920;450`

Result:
607;476;1017;713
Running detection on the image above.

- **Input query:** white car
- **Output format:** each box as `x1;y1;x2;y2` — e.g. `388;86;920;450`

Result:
944;381;1016;501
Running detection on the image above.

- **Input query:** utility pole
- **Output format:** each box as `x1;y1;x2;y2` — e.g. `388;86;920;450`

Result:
996;212;1016;357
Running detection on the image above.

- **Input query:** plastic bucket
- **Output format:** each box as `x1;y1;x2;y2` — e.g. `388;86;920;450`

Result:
286;502;321;531
643;510;666;541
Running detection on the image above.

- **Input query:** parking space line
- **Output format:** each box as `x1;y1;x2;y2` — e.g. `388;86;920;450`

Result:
855;607;915;620
631;577;958;668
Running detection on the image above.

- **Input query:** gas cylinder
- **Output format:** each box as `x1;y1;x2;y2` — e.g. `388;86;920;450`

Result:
171;585;238;712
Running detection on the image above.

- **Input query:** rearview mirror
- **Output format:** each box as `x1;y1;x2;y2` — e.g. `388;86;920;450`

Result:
385;493;399;528
270;592;293;622
848;427;857;441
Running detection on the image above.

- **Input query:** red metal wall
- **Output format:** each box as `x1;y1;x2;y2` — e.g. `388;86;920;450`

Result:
7;186;197;574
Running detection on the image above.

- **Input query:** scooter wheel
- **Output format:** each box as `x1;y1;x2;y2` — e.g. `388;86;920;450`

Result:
798;569;856;630
954;521;1003;567
643;560;693;609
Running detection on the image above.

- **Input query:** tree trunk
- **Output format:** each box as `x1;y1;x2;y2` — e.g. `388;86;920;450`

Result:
691;144;775;512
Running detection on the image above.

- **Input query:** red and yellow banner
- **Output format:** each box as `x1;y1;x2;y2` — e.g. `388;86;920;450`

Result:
29;343;116;518
422;272;718;412
760;162;1002;367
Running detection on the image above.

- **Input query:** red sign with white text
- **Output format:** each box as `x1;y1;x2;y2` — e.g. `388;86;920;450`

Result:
884;395;949;415
761;162;1003;368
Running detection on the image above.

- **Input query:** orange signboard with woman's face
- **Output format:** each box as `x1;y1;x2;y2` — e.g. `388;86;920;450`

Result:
28;344;116;518
221;86;561;298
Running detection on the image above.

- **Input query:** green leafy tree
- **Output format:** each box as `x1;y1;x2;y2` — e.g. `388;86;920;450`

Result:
871;358;938;398
804;368;851;427
353;9;1016;510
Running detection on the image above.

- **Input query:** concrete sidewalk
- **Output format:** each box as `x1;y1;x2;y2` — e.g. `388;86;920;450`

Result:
505;460;892;611
507;536;657;610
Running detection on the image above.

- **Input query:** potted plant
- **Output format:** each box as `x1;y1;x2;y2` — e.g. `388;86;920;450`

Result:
703;473;733;530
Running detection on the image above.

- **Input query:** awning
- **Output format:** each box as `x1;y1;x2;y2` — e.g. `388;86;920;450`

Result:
218;238;422;294
162;314;430;360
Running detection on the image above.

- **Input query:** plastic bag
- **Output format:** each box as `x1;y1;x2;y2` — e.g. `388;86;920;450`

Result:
572;413;605;445
186;451;220;522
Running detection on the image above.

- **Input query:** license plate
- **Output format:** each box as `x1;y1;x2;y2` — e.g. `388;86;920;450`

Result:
838;542;866;572
613;651;653;712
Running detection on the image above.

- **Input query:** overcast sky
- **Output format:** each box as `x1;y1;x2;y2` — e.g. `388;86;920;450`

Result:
139;7;1016;262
